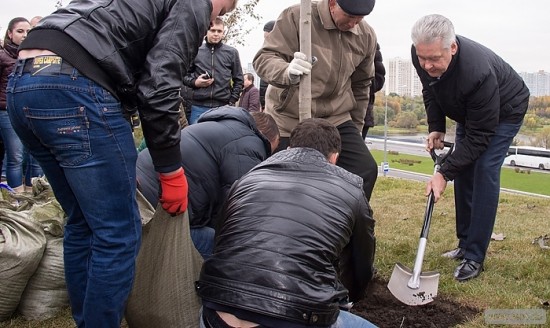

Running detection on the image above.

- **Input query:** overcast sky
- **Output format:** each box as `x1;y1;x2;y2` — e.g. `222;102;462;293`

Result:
1;0;548;73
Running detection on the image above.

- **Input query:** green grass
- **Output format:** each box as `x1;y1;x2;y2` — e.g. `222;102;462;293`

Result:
370;149;550;196
372;178;550;327
1;179;549;328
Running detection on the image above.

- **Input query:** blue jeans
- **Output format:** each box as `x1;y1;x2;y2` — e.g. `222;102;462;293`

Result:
191;226;215;259
0;110;42;188
454;121;522;263
7;62;141;328
198;307;378;328
190;105;212;124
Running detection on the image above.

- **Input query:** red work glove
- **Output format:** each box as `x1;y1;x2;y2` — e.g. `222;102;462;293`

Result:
159;168;188;215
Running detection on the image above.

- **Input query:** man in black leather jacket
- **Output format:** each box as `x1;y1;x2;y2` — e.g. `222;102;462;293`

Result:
196;118;377;328
5;0;238;327
411;14;529;282
183;17;243;124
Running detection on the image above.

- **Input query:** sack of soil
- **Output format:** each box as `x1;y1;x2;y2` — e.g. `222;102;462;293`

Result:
125;207;203;328
0;209;46;322
28;199;67;238
17;236;69;320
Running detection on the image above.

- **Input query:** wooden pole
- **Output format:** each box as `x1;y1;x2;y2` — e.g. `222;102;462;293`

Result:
298;0;312;121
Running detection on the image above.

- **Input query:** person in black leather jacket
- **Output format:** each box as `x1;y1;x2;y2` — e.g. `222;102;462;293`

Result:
136;106;279;259
411;14;529;282
197;118;377;328
183;17;243;124
5;0;239;327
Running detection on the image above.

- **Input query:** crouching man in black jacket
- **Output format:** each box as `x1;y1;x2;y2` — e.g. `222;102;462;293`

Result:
196;118;377;328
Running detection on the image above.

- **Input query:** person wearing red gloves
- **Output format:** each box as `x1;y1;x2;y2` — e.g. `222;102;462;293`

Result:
5;0;238;327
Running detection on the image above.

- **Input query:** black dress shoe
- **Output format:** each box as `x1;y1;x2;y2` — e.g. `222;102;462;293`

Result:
441;247;465;260
454;259;483;282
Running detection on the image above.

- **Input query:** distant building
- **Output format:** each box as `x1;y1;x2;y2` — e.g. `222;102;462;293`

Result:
519;70;550;96
384;57;422;97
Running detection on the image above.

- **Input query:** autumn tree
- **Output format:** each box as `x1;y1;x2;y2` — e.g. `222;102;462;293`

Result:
223;0;261;47
534;126;550;149
523;114;539;130
393;111;419;129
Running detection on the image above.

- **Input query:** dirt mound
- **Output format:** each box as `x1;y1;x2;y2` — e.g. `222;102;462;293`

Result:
352;277;480;327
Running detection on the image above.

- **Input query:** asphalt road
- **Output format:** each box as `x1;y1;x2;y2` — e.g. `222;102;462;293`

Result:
365;137;550;199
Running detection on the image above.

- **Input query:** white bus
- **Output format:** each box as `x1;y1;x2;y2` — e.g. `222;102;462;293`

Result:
504;146;550;170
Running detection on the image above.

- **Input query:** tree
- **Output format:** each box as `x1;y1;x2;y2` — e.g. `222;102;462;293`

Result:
373;106;395;126
223;0;261;47
394;111;419;129
523;114;539;130
534;126;550;149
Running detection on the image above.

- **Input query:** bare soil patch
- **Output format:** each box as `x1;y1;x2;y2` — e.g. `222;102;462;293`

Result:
352;277;481;327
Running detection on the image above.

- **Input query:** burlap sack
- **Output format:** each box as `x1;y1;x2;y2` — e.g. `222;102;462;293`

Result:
0;210;46;322
17;237;68;320
125;206;203;328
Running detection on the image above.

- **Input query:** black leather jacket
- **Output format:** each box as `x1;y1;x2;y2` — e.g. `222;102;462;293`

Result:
23;0;212;172
197;148;376;326
183;39;243;107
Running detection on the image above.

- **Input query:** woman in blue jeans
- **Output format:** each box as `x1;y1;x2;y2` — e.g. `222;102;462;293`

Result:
0;17;42;193
0;112;43;191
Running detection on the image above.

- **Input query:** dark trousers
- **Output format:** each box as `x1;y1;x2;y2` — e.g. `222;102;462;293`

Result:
454;121;522;263
276;120;378;200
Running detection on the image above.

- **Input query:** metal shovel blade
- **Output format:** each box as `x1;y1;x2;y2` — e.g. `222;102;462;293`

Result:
387;262;439;306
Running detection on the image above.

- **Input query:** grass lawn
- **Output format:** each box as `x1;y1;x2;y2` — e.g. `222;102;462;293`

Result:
372;178;550;327
1;179;548;328
370;149;550;196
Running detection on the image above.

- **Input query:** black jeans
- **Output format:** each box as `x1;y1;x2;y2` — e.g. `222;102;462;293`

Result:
276;120;378;201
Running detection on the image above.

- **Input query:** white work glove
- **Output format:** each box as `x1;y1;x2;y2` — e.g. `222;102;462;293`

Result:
287;52;312;85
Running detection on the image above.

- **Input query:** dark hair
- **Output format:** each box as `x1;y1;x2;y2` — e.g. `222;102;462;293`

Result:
244;73;254;83
251;112;279;144
289;118;341;158
4;17;29;41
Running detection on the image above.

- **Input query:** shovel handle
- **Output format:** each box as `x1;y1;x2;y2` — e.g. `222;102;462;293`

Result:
422;142;453;238
409;143;454;289
420;191;435;239
409;190;435;289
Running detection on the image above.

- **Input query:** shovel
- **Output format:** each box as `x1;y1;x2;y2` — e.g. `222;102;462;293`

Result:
387;142;454;306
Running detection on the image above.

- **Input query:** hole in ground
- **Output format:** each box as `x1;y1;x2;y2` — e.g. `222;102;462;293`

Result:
352;277;481;327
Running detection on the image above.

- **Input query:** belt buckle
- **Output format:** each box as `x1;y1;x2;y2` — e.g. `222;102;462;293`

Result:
30;56;63;75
